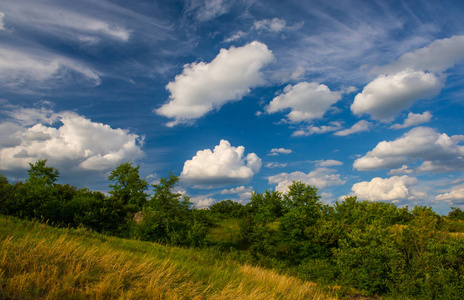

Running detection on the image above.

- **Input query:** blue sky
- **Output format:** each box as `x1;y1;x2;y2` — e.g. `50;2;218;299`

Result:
1;0;464;214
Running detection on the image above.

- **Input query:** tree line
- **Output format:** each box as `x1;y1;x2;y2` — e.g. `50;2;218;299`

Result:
1;159;464;298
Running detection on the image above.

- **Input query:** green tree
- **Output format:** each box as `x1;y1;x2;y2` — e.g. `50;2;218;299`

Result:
150;172;191;212
27;159;59;186
448;207;464;220
0;174;13;214
108;162;148;210
249;190;284;224
11;160;62;223
208;199;245;218
133;173;207;246
283;181;321;212
277;182;323;263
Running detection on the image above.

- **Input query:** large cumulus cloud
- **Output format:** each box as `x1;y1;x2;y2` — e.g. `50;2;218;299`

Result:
351;175;426;202
353;127;464;173
0;107;144;173
351;70;441;122
352;35;464;122
180;140;261;185
266;82;342;122
156;41;274;126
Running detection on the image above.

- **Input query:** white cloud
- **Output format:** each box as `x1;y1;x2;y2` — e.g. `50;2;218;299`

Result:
254;18;303;33
146;173;160;185
388;165;414;175
353;127;464;172
0;107;144;173
316;160;343;167
192;0;228;21
190;195;216;208
220;186;253;203
351;175;425;202
266;82;342;122
0;47;101;89
1;1;130;42
344;86;358;94
156;41;274;126
0;11;5;30
334;120;372;136
181;140;261;185
221;186;253;194
373;35;464;74
268;148;292;156
351;70;442;122
6;106;57;126
291;66;305;80
390;111;432;129
352;36;464;122
254;18;287;32
436;183;464;205
292;121;343;136
268;168;345;193
265;162;287;168
224;31;246;43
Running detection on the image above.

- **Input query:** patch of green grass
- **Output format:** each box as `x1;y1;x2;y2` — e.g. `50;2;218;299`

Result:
444;218;464;233
206;217;243;248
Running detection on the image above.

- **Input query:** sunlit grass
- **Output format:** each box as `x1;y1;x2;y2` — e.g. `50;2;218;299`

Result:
0;215;334;299
444;218;464;233
206;218;242;247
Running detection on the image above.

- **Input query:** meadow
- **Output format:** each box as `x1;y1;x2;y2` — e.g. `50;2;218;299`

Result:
0;215;335;300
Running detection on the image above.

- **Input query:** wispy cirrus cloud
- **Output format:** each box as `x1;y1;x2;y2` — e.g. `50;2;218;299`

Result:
186;0;229;21
1;0;132;43
0;46;101;91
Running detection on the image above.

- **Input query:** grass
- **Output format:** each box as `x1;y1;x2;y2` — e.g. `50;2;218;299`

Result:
444;218;464;233
0;215;335;299
206;218;242;248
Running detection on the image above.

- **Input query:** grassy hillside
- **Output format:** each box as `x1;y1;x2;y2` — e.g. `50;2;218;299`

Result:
0;215;335;300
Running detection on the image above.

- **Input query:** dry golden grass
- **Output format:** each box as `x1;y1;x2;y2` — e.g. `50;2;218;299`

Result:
0;234;201;299
0;216;335;300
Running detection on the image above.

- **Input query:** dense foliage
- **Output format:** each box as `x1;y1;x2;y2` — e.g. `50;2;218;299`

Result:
1;159;464;298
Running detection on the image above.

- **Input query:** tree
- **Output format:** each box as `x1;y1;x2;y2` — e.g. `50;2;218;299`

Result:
108;162;148;210
27;159;59;186
249;190;284;223
448;207;464;220
150;172;191;212
283;181;321;211
13;160;62;223
134;173;202;246
0;174;12;213
208;199;244;218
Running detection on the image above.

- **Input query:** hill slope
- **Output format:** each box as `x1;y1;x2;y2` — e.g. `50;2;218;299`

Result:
0;215;334;299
